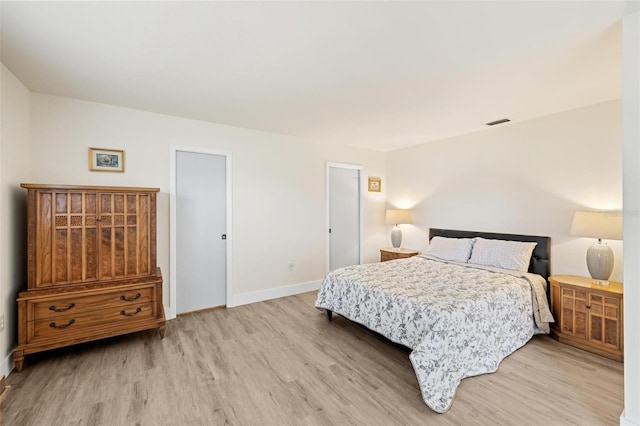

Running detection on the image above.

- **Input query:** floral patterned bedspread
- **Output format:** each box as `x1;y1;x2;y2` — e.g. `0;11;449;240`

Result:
314;255;553;413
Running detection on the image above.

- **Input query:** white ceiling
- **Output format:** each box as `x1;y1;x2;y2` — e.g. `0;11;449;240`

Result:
1;1;638;151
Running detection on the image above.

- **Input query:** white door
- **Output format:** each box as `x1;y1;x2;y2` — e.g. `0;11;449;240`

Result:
176;151;226;314
329;166;361;270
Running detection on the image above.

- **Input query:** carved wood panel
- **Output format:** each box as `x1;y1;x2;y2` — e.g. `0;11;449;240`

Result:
589;293;620;349
560;288;588;339
98;192;152;280
27;186;157;290
34;190;99;287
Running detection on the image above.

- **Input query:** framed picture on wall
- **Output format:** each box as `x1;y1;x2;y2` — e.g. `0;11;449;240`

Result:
89;147;125;172
368;177;381;192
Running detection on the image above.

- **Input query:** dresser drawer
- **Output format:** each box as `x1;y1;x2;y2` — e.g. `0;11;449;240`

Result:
28;287;154;322
29;302;154;342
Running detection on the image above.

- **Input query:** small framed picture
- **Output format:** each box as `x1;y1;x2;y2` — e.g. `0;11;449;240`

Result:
368;177;381;192
89;147;125;172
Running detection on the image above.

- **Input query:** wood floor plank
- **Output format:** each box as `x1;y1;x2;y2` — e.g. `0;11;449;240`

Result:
3;291;624;425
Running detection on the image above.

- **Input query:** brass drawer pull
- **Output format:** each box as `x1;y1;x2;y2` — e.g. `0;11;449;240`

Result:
49;303;75;312
120;308;142;317
120;293;141;302
49;319;75;329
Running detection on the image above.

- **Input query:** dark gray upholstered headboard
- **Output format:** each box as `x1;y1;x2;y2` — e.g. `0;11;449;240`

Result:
428;228;551;284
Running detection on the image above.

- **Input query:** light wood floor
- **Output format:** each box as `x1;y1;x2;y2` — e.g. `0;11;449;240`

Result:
3;291;624;425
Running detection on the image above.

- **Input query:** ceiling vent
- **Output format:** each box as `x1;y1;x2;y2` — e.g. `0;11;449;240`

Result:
485;118;511;126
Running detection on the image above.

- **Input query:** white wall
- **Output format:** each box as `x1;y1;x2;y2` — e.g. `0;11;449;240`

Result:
0;64;31;376
28;93;386;311
386;100;623;282
622;9;640;426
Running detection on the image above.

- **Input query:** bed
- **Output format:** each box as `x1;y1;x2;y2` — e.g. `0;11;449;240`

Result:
315;228;554;413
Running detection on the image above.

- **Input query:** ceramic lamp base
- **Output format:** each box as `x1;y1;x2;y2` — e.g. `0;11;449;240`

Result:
391;226;402;249
586;239;614;282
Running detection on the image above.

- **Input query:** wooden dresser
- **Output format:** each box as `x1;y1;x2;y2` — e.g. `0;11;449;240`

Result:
549;275;623;361
12;184;166;371
380;247;419;262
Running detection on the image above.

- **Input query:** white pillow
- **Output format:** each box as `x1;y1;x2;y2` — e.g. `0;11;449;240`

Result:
425;236;476;263
468;237;537;272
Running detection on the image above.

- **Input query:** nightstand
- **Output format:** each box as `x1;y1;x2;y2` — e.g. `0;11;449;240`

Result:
380;248;419;262
549;275;623;361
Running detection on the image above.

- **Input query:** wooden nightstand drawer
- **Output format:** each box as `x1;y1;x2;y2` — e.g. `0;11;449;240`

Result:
549;275;623;361
380;248;419;262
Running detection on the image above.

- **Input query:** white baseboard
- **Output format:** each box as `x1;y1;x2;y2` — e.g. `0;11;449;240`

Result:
229;280;321;308
621;411;640;426
0;353;14;378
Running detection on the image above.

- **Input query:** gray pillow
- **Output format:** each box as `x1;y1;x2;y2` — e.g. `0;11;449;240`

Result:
468;238;537;272
424;236;476;263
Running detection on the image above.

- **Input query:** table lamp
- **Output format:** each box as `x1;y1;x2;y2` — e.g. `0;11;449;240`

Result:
385;209;413;249
570;210;623;284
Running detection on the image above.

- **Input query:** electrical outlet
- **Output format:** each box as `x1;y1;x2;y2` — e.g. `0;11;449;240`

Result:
0;314;4;332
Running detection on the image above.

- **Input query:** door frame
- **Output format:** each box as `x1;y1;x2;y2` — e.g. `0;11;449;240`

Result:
169;145;233;319
326;162;364;274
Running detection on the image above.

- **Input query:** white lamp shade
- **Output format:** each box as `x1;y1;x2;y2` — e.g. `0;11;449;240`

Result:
570;211;623;240
385;209;413;225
